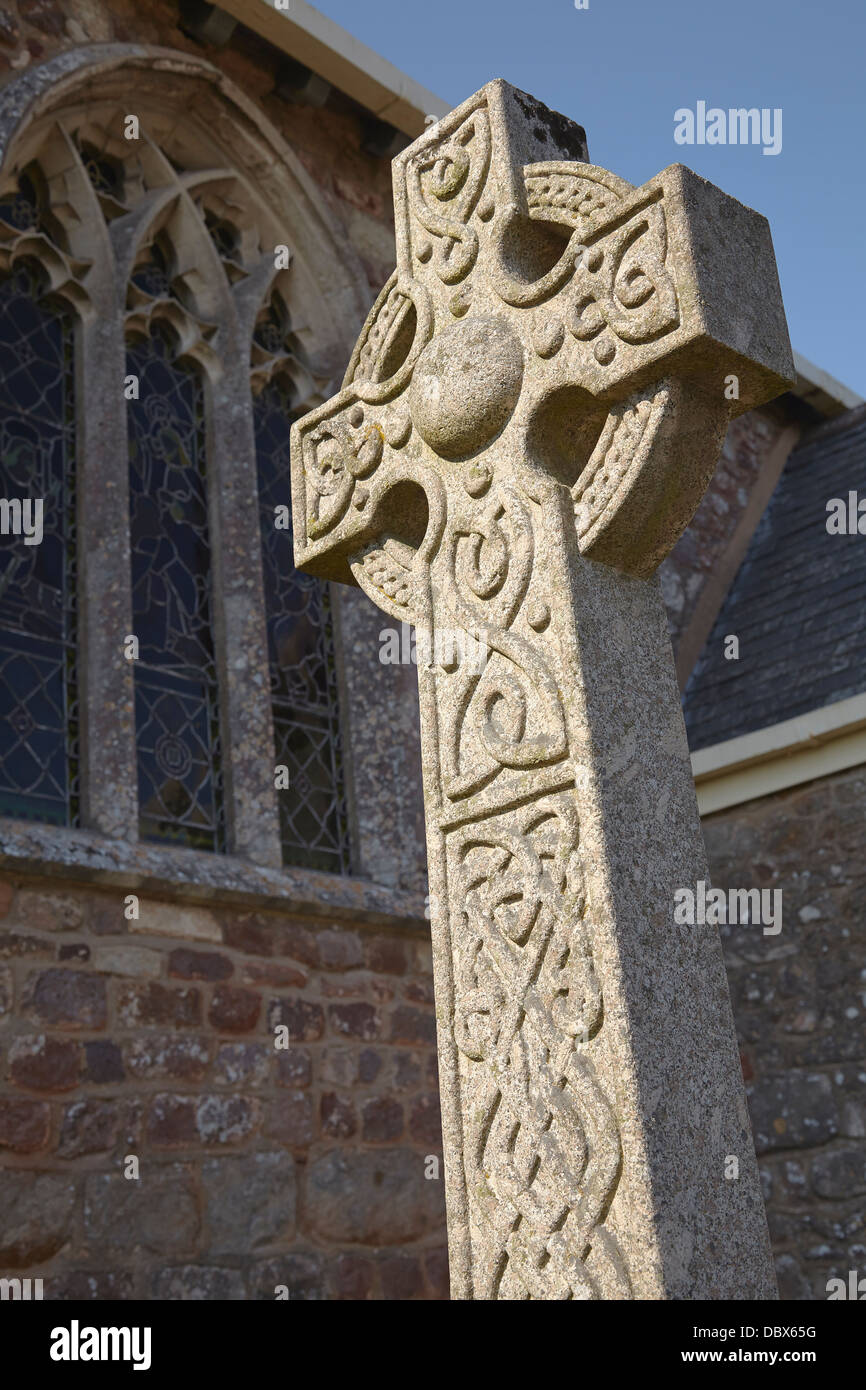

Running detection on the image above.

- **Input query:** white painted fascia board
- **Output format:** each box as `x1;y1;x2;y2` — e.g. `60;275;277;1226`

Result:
691;692;866;814
218;0;449;135
792;350;864;416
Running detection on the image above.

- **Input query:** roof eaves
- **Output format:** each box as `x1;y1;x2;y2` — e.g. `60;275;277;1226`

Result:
791;350;864;419
217;0;449;136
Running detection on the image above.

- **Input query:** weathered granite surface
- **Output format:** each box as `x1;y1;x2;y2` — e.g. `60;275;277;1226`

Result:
291;80;794;1298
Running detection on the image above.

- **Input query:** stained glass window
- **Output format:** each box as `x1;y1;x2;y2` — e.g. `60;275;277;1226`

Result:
0;247;78;826
0;141;353;875
127;321;224;852
254;374;351;874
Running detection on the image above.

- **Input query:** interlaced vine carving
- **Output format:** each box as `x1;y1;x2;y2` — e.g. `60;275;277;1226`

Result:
452;791;629;1299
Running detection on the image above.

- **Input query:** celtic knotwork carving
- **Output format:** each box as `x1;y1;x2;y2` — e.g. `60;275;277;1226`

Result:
452;793;629;1299
494;181;679;369
357;542;417;612
439;485;567;800
347;274;414;386
344;273;432;406
302;406;384;539
572;387;660;540
407;108;491;284
565;202;679;361
523;162;629;236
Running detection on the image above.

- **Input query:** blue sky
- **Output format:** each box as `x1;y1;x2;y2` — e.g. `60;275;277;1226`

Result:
313;0;865;396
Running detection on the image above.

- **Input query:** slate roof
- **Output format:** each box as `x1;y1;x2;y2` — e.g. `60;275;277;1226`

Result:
683;402;866;752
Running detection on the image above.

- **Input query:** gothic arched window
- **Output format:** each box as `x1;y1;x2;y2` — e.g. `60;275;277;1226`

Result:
0;51;367;877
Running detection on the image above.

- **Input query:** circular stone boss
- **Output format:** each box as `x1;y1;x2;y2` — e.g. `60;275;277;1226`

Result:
408;316;524;460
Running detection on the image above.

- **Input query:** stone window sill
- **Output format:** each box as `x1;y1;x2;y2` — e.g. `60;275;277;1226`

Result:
0;817;427;930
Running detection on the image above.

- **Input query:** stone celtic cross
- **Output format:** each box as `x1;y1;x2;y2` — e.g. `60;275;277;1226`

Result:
291;81;793;1299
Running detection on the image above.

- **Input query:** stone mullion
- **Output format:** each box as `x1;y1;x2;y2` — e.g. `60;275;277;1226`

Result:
43;112;139;846
206;335;282;869
76;304;138;839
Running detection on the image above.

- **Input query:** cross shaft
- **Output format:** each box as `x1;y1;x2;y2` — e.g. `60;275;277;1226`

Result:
291;80;794;1299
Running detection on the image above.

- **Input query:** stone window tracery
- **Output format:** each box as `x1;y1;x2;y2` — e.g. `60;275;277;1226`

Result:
0;52;358;875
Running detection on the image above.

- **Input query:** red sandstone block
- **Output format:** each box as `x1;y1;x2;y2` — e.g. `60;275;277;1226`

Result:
0;1095;51;1151
126;1034;210;1082
316;929;363;970
332;1252;376;1300
116;981;201;1029
361;1096;403;1143
328;1002;380;1041
274;921;321;968
266;1091;314;1147
57;1099;119;1157
83;1040;124;1084
147;1092;259;1147
275;1048;312;1089
168;948;233;982
364;935;408;976
241;960;307;989
9;1034;82;1091
146;1093;197;1147
25;968;107;1029
389;1005;436;1046
208;986;261;1034
222;916;273;957
321;1091;356;1140
409;1093;443;1147
214;1042;270;1088
358;1048;383;1084
223;915;317;968
268;997;324;1042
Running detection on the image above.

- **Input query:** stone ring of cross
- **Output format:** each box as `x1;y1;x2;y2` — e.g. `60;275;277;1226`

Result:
291;81;793;1300
293;79;790;615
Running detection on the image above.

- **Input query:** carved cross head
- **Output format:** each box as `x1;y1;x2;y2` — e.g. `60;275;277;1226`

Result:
291;79;793;621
